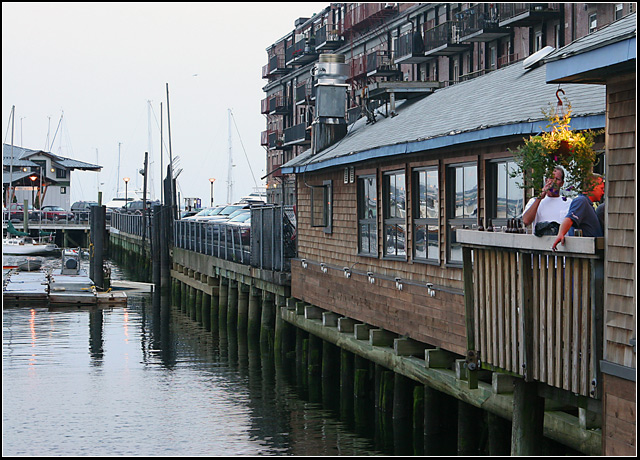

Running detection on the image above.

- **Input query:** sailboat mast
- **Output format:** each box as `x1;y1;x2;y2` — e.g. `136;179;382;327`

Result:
116;142;121;196
226;108;233;204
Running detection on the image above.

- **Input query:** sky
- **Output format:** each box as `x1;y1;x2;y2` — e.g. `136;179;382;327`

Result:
2;2;327;207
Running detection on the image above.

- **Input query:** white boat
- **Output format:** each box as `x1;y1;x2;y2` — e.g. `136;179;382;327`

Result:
2;236;59;255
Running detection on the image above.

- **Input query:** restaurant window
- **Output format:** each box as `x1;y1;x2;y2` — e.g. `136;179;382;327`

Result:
413;167;439;263
446;162;477;264
486;159;523;228
311;180;332;233
357;175;377;256
383;170;406;259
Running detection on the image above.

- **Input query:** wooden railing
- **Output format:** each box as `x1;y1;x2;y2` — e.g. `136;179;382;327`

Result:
458;230;604;398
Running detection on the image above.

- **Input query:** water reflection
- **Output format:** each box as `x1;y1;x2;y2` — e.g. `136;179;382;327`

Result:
3;281;387;456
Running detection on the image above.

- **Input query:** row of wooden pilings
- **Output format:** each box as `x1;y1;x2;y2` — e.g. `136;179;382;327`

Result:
168;262;582;456
106;230;590;456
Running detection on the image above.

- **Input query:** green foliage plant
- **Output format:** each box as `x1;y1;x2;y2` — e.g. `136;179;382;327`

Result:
510;103;602;197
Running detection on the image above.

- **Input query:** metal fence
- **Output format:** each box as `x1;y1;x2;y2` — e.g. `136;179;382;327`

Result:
110;205;296;271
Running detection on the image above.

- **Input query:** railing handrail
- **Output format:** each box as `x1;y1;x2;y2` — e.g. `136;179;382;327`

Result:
458;229;603;399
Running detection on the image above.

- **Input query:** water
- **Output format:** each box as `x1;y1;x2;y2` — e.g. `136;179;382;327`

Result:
2;258;388;456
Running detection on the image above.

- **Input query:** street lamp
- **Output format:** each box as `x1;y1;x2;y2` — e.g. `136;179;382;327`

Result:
209;178;216;207
123;177;130;204
29;175;37;208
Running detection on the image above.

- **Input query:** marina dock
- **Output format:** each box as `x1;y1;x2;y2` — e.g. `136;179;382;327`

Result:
3;266;127;307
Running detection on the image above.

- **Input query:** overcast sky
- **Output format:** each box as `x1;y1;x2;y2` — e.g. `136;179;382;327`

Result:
2;2;327;207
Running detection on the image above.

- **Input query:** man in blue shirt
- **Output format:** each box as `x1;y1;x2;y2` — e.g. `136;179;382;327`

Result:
552;175;604;251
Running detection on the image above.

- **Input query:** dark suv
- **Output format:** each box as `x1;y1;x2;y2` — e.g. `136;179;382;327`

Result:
121;199;159;215
71;201;98;221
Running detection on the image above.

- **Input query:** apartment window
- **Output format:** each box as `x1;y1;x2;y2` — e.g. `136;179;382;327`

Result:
383;170;406;258
56;168;67;179
413;167;439;263
487;159;523;227
357;175;377;256
311;180;332;233
589;14;597;34
446;163;477;264
534;29;543;51
615;4;624;20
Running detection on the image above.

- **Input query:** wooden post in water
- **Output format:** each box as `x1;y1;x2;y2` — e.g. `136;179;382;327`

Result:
151;205;161;289
210;282;219;332
237;283;249;331
194;288;202;323
227;280;238;330
89;205;105;289
218;277;229;326
260;291;275;349
424;385;457;455
511;378;544;455
159;205;171;292
457;400;483;455
247;286;261;338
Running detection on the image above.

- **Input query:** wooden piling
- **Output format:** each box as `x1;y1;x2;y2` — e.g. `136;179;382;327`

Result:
424;385;457;455
237;283;249;331
511;378;544;455
218;277;228;325
457;399;483;455
260;291;275;349
247;285;261;338
227;280;238;330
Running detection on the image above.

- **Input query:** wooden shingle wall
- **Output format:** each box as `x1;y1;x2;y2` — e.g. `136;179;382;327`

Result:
604;74;636;369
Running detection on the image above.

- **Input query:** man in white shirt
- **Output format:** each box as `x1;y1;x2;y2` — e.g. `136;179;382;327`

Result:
522;166;572;232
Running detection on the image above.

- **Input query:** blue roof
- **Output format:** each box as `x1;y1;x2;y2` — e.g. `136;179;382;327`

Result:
545;12;636;83
282;61;606;174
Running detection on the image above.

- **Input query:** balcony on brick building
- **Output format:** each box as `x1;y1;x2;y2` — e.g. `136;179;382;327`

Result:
286;37;318;66
457;3;511;42
498;3;562;27
315;24;344;50
284;122;311;146
425;21;472;56
366;50;402;78
395;28;432;64
342;3;398;37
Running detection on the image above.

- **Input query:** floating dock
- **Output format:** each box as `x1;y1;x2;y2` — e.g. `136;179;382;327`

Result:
2;267;127;308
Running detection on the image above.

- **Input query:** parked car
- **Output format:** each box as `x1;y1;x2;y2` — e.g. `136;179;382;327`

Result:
40;205;75;222
225;212;252;245
6;203;40;222
184;206;224;221
197;204;249;223
71;201;99;221
120;199;159;215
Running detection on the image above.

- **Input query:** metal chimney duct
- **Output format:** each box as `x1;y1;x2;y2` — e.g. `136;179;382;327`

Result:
312;54;348;154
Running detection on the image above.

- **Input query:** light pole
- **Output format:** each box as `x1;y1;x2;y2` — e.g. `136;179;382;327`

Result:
123;177;130;206
29;174;37;208
209;177;216;207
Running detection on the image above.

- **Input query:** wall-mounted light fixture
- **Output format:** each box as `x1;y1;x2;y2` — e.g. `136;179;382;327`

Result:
320;263;328;274
343;267;351;278
426;283;435;297
367;271;375;284
301;259;308;269
395;277;403;291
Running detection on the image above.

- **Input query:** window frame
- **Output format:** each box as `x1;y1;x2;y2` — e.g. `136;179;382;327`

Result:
310;180;332;234
446;162;478;265
412;166;439;264
357;174;378;257
382;169;407;260
486;158;524;229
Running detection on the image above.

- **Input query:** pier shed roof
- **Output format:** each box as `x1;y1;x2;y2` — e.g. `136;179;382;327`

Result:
281;59;606;174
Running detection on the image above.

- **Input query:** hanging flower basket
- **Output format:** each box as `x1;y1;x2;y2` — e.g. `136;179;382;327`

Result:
510;103;603;197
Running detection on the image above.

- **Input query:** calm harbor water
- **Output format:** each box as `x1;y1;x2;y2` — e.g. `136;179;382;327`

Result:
2;257;392;456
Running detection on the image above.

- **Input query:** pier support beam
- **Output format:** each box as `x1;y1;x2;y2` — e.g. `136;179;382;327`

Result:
511;379;544;455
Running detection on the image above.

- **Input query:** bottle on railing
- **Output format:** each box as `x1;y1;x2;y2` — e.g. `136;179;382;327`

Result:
486;218;494;232
477;217;484;231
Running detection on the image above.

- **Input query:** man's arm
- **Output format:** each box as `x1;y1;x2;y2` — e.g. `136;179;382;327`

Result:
551;217;574;251
522;196;542;225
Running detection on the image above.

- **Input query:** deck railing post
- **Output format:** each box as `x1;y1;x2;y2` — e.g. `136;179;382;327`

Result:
518;251;534;382
462;246;478;389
